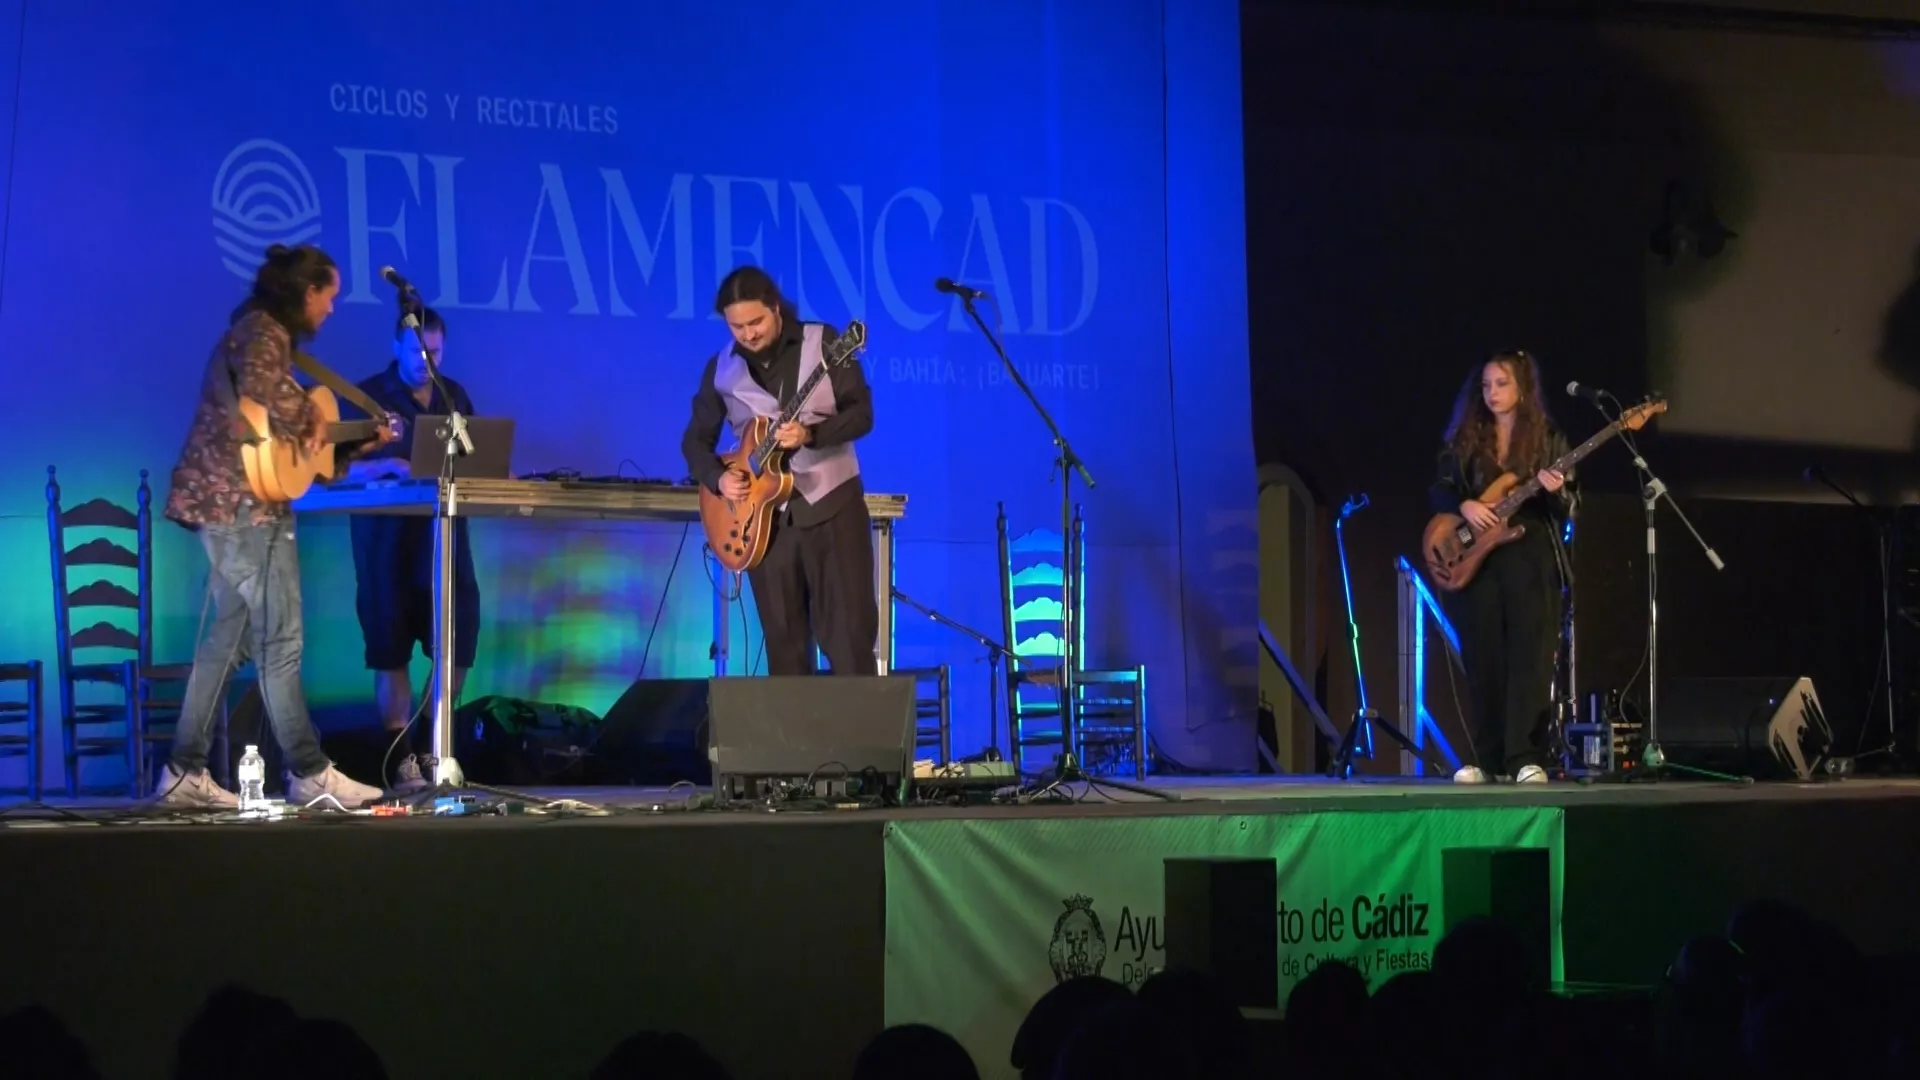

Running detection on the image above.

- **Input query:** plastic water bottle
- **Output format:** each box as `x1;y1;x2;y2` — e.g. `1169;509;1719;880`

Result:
238;745;266;811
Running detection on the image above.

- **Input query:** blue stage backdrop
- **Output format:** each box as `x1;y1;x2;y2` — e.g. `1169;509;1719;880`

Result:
0;0;1252;788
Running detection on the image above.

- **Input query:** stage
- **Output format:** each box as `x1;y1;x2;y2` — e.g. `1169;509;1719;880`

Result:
3;774;1918;1079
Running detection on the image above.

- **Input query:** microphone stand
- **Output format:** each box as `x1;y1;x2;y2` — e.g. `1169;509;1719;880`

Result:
955;288;1173;801
1327;495;1451;778
891;586;1012;760
1586;394;1744;783
388;297;560;810
1808;466;1901;766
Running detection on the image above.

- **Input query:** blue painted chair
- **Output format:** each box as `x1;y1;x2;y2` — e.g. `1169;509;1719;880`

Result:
996;504;1147;780
0;662;44;800
45;467;237;797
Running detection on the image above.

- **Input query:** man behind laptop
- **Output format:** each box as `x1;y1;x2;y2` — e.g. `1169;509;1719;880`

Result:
338;306;480;790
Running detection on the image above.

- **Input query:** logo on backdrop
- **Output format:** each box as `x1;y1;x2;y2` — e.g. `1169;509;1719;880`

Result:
207;117;1103;387
1047;894;1109;982
210;139;323;281
1044;894;1162;987
1276;892;1435;981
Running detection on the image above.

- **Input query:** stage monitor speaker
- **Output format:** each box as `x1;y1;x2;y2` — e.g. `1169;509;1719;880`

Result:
1163;858;1279;1010
1657;676;1832;780
1442;847;1552;994
707;675;918;799
593;678;711;786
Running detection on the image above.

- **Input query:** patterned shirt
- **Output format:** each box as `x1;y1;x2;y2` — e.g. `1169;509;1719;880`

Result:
164;310;319;528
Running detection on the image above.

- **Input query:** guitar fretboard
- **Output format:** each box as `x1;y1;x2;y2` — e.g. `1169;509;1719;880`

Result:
1491;423;1621;518
749;324;866;467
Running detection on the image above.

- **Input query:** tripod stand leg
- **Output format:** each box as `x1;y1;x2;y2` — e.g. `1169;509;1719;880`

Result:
1328;717;1366;778
1367;716;1454;777
1015;753;1179;802
1638;744;1751;784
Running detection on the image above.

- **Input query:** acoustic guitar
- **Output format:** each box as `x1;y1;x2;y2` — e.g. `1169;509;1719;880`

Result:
1421;398;1666;592
700;320;868;572
239;383;397;504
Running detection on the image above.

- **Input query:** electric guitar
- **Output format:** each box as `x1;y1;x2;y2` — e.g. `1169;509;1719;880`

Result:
1421;398;1666;592
699;321;868;572
239;353;401;503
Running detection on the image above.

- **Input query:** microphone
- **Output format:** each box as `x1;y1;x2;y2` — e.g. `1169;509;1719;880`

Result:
380;265;420;299
1566;381;1607;402
935;277;985;300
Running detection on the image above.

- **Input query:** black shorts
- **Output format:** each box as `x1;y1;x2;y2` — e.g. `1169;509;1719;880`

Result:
357;580;480;671
351;516;480;670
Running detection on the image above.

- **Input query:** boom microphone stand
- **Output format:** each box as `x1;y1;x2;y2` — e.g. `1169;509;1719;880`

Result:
1583;393;1742;783
381;280;564;810
891;586;1012;758
1806;464;1901;765
948;279;1173;801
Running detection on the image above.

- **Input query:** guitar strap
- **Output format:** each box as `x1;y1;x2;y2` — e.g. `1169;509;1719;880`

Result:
290;349;393;421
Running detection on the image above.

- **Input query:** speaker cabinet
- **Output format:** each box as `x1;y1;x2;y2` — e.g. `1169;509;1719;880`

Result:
1442;847;1552;993
706;675;918;799
1657;676;1832;780
1163;858;1279;1009
594;678;711;786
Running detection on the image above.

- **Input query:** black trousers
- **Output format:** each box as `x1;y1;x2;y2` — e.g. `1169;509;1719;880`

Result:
746;501;879;676
1443;526;1562;775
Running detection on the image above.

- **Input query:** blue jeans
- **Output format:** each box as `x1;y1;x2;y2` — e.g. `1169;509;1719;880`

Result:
170;519;331;779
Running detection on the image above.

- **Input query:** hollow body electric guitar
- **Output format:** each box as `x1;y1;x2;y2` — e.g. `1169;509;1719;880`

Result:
1421;399;1667;592
700;320;868;573
239;353;399;503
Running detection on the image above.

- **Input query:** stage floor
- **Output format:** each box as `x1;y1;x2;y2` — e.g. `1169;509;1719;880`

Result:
4;773;1918;1079
14;769;1918;819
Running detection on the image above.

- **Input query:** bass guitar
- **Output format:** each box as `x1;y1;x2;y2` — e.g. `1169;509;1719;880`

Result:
1421;398;1666;592
240;352;400;503
700;321;868;572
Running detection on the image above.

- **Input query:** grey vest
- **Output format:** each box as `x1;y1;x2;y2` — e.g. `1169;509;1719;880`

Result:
714;322;859;505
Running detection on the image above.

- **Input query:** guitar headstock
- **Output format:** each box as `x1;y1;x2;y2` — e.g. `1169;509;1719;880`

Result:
827;320;867;367
1618;397;1668;432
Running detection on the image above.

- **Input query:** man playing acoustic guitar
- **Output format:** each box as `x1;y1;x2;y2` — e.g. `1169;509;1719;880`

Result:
160;243;391;810
681;266;878;676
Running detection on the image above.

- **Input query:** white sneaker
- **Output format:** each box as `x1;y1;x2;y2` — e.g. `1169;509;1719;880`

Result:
288;764;384;809
1515;764;1549;784
155;764;240;810
1453;766;1490;784
391;754;431;793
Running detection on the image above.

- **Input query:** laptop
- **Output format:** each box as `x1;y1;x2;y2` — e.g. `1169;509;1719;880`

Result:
408;415;517;479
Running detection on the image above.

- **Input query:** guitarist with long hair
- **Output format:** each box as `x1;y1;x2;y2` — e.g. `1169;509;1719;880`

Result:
158;243;389;809
1427;349;1573;785
681;266;878;676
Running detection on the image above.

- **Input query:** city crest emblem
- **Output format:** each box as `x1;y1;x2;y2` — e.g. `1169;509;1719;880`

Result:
1047;894;1108;982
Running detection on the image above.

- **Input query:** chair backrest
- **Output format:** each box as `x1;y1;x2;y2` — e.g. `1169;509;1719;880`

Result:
46;467;154;707
994;504;1089;669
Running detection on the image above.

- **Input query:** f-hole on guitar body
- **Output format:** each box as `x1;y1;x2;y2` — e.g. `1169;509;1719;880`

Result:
699;321;868;573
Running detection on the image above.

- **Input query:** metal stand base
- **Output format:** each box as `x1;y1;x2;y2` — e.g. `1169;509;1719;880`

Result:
1627;741;1753;785
398;777;561;810
1329;708;1452;779
1017;752;1177;802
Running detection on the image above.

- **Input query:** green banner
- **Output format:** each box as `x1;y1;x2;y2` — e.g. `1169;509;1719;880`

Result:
883;806;1564;1078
